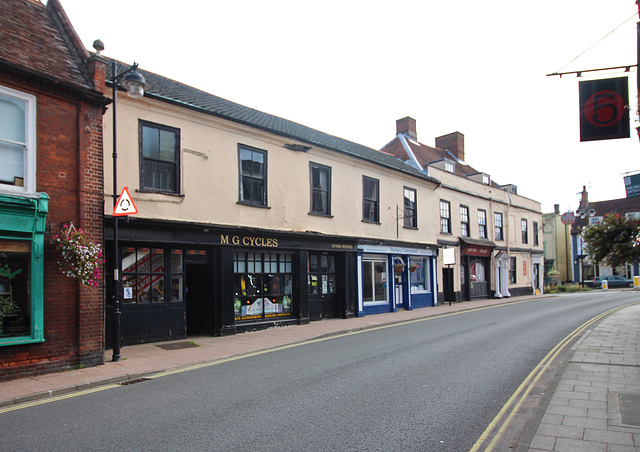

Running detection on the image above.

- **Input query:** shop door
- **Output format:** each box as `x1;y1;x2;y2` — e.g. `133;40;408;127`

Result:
442;267;454;304
393;258;404;308
186;264;213;335
469;259;489;299
307;253;340;320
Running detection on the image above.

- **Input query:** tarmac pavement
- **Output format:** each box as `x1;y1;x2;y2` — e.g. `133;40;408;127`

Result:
1;292;639;451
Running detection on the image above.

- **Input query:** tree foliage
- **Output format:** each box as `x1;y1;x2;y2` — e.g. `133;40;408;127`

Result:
581;214;640;268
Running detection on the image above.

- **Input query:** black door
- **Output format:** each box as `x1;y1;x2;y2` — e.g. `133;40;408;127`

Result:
442;267;454;304
186;264;213;335
307;253;340;320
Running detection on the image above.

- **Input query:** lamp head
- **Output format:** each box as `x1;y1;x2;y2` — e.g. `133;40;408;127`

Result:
121;69;149;99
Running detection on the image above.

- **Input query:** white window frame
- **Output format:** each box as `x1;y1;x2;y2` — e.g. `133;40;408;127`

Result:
0;85;36;194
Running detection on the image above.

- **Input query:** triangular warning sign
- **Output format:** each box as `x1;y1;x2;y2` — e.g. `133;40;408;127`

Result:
113;187;138;217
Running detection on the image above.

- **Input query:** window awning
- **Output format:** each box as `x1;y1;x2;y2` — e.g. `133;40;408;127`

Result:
459;237;496;257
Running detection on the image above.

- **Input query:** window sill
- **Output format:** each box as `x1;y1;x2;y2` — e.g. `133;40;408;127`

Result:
136;189;184;198
362;219;381;225
309;212;333;218
237;201;271;209
403;225;418;230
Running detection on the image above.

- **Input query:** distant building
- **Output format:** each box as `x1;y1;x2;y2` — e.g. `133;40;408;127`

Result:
571;186;640;284
542;205;573;285
381;117;544;302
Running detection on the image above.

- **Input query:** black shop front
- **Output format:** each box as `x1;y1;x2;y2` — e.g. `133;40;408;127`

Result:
105;219;357;347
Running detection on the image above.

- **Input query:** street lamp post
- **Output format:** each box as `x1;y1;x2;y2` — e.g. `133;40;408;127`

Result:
110;60;149;362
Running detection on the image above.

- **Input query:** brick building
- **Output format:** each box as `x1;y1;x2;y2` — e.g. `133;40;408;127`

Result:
0;0;107;380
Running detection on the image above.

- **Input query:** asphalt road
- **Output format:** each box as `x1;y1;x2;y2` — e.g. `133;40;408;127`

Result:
2;291;637;451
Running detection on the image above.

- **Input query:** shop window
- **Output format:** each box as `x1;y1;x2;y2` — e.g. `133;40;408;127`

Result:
234;252;293;321
310;162;331;216
308;253;336;295
122;247;181;303
409;257;431;293
0;85;36;193
362;256;388;304
470;261;486;282
362;176;379;223
139;120;180;194
0;240;32;339
238;145;267;207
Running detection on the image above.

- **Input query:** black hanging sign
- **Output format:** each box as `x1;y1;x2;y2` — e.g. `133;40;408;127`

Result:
579;77;630;142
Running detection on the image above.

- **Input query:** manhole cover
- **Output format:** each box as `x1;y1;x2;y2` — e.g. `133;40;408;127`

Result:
156;341;198;351
620;394;640;426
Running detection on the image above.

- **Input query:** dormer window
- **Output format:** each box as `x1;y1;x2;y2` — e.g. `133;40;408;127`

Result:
444;161;454;173
482;174;490;185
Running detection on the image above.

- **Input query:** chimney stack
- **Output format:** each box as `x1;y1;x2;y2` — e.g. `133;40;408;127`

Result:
579;185;589;210
435;132;465;162
554;204;560;214
396;117;417;140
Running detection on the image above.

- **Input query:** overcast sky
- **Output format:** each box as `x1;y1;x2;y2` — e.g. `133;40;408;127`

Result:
58;0;640;214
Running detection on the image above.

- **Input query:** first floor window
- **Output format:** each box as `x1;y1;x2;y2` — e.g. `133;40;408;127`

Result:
440;200;451;234
0;85;36;193
533;221;539;245
478;209;487;239
409;256;431;292
310;162;331;215
363;176;380;223
0;240;31;339
140;120;180;193
121;247;184;303
495;213;504;241
521;219;528;244
362;256;387;304
460;205;470;237
239;145;267;206
234;252;293;320
404;187;417;228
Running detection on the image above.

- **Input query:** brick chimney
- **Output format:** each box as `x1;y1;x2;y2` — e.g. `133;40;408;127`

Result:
579;185;589;210
435;132;465;162
396;117;417;140
554;204;560;214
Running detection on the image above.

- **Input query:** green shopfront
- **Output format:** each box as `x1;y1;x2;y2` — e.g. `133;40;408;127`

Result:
0;193;48;346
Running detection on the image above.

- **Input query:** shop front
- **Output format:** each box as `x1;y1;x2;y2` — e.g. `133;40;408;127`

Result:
459;238;495;301
0;193;47;346
105;219;358;346
357;243;438;316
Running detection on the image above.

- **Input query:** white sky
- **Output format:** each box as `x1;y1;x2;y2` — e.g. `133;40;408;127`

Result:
58;0;640;214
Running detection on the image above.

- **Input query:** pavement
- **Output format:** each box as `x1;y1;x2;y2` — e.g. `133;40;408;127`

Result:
1;292;639;451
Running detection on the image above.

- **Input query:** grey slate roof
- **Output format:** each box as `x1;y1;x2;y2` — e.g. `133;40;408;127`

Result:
109;61;440;185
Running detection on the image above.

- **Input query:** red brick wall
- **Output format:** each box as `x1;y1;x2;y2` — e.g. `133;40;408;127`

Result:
0;70;105;381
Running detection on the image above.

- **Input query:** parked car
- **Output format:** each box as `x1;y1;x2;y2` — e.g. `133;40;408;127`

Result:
589;275;634;288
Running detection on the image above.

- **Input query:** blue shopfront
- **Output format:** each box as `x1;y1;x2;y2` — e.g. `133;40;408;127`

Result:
357;243;438;316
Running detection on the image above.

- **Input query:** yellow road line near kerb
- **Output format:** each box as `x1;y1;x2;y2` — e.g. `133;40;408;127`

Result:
469;305;627;452
0;384;120;414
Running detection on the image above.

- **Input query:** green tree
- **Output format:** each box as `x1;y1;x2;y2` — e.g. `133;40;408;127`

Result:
581;214;640;268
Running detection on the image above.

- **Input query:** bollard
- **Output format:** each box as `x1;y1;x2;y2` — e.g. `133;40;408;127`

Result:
602;279;608;290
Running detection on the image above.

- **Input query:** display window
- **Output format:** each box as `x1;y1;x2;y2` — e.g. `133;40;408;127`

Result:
409;256;431;293
0;240;30;338
362;255;388;304
234;251;293;321
121;247;185;303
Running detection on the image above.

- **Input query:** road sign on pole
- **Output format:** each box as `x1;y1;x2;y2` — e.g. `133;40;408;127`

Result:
113;187;138;216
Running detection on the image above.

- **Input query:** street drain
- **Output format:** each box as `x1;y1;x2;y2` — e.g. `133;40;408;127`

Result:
620;394;640;426
118;377;151;386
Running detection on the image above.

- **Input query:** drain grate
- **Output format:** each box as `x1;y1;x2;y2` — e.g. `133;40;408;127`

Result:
156;341;199;351
118;377;151;386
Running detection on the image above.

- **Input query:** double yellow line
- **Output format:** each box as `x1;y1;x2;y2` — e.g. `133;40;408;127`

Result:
469;305;625;452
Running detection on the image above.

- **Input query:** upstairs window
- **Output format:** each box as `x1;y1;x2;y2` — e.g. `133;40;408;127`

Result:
362;176;379;223
440;200;451;234
460;205;470;237
239;145;267;206
403;187;417;228
533;221;539;245
139;120;180;194
0;86;36;193
310;162;331;216
478;209;487;239
494;212;504;241
521;219;529;244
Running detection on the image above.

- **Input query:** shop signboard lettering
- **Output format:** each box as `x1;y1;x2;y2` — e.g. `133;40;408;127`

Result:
220;234;278;247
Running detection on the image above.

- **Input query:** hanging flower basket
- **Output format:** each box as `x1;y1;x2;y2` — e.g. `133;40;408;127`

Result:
51;224;104;287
